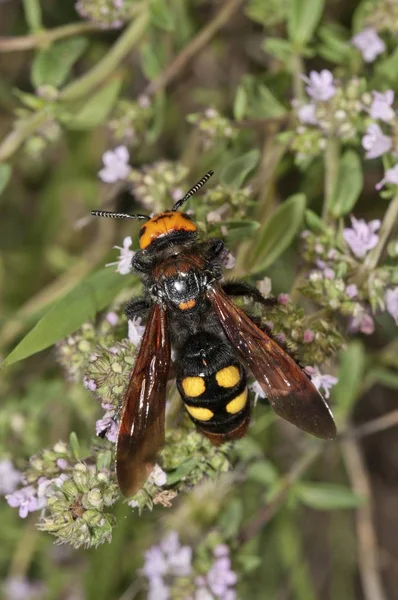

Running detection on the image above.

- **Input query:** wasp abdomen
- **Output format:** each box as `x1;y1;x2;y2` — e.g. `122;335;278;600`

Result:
176;333;251;444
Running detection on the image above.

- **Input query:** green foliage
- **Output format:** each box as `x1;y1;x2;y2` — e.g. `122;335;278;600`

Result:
328;151;364;218
220;150;260;189
0;163;11;196
296;482;366;510
250;193;306;273
287;0;325;46
31;37;89;89
2;269;132;367
65;76;123;129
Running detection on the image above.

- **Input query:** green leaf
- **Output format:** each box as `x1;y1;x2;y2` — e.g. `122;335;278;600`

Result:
223;219;260;242
141;42;163;80
332;341;365;419
65;77;122;130
233;85;248;121
305;209;328;233
69;432;81;460
317;23;351;64
262;38;293;64
375;46;398;83
257;84;287;118
364;367;398;391
219;498;243;538
297;482;366;510
31;37;88;89
0;163;12;196
166;457;199;485
287;0;325;46
220;150;260;189
250;193;306;273
329;151;363;217
247;460;279;486
150;0;175;31
2;268;131;368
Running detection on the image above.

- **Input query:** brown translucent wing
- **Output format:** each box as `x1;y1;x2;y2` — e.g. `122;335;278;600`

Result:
116;304;170;497
207;286;336;440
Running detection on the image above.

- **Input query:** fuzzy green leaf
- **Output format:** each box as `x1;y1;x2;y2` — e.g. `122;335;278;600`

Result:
223;220;260;242
329;151;363;217
0;163;12;196
32;37;88;88
305;209;328;233
287;0;325;46
233;85;248;121
262;38;293;64
250;193;306;273
332;341;365;419
2;268;131;368
220;150;260;189
150;0;175;31
247;460;279;486
65;77;123;130
297;482;366;510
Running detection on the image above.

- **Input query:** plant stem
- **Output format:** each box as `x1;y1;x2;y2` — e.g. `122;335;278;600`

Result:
22;0;42;33
363;191;398;271
144;0;245;97
0;22;101;52
59;10;150;102
0;111;48;162
292;53;305;102
322;136;339;221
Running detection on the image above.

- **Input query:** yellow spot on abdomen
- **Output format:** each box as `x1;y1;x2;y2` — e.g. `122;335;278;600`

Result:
185;404;213;421
139;212;197;250
216;365;240;388
226;388;248;414
179;299;196;311
182;376;205;397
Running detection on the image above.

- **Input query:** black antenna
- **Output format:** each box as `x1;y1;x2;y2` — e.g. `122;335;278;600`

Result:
91;210;150;221
172;170;214;211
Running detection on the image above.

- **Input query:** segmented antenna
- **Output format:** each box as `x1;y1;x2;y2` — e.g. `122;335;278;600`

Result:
172;170;214;211
91;210;150;221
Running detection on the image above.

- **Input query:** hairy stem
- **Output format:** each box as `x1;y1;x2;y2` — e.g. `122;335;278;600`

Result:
0;22;102;52
59;10;150;102
0;111;48;162
322;136;340;221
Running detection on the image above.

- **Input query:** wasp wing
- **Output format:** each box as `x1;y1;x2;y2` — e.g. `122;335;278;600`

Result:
207;285;336;440
116;303;170;497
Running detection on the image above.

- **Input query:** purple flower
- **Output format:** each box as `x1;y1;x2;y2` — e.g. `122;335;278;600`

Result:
3;576;45;600
297;103;318;125
221;250;236;270
143;547;168;578
106;311;119;326
206;556;237;598
98;146;131;183
0;459;21;495
343;216;380;259
160;532;192;577
376;163;398;190
213;544;230;558
6;486;44;518
306;367;338;399
302;70;336;102
352;28;385;63
362;123;392;159
106;236;134;275
369;90;395;122
96;413;118;443
278;293;289;305
303;329;314;343
128;316;146;346
349;309;375;335
346;284;358;298
147;577;170;600
385;287;398;325
83;376;97;392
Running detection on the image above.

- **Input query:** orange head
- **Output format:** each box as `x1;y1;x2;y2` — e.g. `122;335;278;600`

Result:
139;211;197;250
91;170;214;249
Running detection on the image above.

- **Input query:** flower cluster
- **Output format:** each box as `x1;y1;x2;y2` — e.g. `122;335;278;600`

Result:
108;96;154;146
128;161;189;213
75;0;139;29
364;0;398;35
142;531;238;600
187;108;237;150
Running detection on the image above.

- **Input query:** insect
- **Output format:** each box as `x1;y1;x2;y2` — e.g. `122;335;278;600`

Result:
92;171;336;497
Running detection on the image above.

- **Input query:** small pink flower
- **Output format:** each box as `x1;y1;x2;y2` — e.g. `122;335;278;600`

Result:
278;293;289;305
96;413;118;443
297;103;318;125
106;311;119;326
362;123;392;159
376;163;398;190
385;287;398;325
6;486;44;518
352;28;385;62
306;367;338;399
343;216;380;259
349;310;375;335
0;459;21;496
302;70;336;101
128;317;146;346
346;284;358;298
303;329;314;343
98;146;131;183
83;376;97;392
106;236;134;275
369;90;395;122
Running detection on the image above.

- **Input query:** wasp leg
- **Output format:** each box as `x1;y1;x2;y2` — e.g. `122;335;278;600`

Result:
125;297;151;320
222;280;277;308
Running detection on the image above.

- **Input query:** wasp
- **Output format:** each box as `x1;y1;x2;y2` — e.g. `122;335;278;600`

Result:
92;171;336;497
